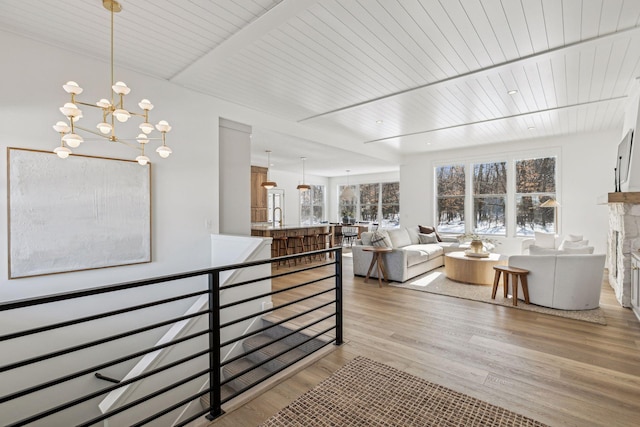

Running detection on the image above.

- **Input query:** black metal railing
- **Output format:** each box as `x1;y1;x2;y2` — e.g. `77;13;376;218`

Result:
0;247;343;426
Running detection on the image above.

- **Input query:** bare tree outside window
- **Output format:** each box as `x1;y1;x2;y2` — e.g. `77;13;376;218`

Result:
515;157;556;235
473;162;506;235
381;182;400;227
359;183;379;222
436;165;465;233
339;185;357;223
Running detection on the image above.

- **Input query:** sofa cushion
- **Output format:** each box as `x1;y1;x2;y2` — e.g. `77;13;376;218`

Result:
529;245;565;255
534;231;556;248
370;230;392;248
418;232;438;244
566;234;583;242
562;246;594;254
406;226;421;244
437;241;462;253
402;244;444;267
387;228;412;248
559;239;588;250
418;225;442;242
360;231;373;246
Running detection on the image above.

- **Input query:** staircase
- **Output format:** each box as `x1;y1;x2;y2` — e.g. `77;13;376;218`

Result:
200;319;329;409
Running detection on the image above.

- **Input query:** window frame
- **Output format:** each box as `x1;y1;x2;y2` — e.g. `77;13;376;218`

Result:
433;149;560;238
300;184;325;225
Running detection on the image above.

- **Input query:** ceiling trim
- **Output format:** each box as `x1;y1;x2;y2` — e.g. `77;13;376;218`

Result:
363;96;628;144
299;25;640;123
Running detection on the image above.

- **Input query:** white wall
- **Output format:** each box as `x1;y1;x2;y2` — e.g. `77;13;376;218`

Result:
219;118;251;235
0;32;226;300
400;130;619;254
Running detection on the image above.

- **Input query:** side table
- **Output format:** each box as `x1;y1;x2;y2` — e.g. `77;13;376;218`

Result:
362;246;393;287
492;265;530;306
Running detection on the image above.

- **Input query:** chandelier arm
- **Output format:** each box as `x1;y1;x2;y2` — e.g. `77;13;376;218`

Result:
74;101;103;110
75;125;112;139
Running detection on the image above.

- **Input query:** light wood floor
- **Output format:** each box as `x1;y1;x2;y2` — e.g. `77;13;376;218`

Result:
209;252;640;427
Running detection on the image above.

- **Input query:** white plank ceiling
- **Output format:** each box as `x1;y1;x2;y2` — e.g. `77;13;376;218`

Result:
1;0;640;176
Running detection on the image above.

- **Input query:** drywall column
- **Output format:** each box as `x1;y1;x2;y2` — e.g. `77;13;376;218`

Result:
219;118;251;235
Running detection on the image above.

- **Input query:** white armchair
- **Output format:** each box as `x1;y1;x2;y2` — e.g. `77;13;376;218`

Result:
508;254;606;310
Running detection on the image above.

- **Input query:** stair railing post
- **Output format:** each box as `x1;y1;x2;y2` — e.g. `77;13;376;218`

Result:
206;270;224;420
335;247;344;345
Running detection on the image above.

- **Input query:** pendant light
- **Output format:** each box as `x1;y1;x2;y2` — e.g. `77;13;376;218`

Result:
261;150;277;189
296;157;311;191
340;169;355;200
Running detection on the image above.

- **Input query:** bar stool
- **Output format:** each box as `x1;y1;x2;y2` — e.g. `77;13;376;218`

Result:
288;235;306;265
304;231;319;262
492;265;530;306
318;231;332;260
271;235;289;269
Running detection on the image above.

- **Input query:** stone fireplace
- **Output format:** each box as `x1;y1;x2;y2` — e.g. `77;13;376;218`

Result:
607;193;640;307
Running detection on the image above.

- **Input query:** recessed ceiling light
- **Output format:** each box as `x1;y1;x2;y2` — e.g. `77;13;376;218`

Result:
376;120;383;124
528;126;535;130
508;90;518;95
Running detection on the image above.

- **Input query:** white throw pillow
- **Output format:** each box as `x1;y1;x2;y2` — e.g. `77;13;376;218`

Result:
559;239;589;250
529;245;564;255
387;228;412;248
563;246;595;254
406;226;421;244
418;232;438;244
534;231;556;249
360;232;373;246
566;234;583;242
370;230;392;248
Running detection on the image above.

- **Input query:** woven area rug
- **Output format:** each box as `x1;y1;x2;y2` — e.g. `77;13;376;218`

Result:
388;268;606;325
259;356;549;426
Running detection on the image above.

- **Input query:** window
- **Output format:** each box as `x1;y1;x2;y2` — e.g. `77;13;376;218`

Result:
473;162;506;235
300;185;324;225
436;165;465;233
381;182;400;227
359;183;379;222
338;181;400;226
515;157;556;236
434;154;557;237
338;185;357;223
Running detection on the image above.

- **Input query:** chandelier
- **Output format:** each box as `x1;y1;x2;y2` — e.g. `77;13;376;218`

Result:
52;0;172;165
261;150;277;189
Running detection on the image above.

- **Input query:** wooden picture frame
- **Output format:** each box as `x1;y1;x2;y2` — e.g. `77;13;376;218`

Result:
7;148;151;278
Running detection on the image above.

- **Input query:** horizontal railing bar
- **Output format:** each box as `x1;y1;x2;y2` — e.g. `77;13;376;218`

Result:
6;347;213;427
220;299;336;348
94;373;120;384
222;313;336;368
0;289;207;342
130;386;213;427
0;330;209;405
76;368;211;427
221;338;336;406
0;248;339;312
220;287;336;329
0;310;208;374
221;325;336;391
219;258;336;291
220;273;336;310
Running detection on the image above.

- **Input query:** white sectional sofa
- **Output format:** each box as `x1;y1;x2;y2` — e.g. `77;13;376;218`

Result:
508;253;606;310
351;226;461;282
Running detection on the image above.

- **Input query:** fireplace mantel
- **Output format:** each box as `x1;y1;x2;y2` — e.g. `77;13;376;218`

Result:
608;192;640;203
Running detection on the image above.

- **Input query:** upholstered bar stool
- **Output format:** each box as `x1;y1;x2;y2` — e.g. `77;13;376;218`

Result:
288;234;306;265
271;235;289;269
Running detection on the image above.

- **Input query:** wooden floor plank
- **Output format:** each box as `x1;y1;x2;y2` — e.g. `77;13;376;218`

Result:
208;252;640;427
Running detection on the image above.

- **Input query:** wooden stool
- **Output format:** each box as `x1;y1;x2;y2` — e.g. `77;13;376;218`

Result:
305;232;319;262
492;265;530;306
271;236;289;268
289;235;306;265
318;232;331;260
362;246;393;287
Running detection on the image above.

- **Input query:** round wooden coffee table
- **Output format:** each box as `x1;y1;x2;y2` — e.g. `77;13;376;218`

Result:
444;251;507;285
